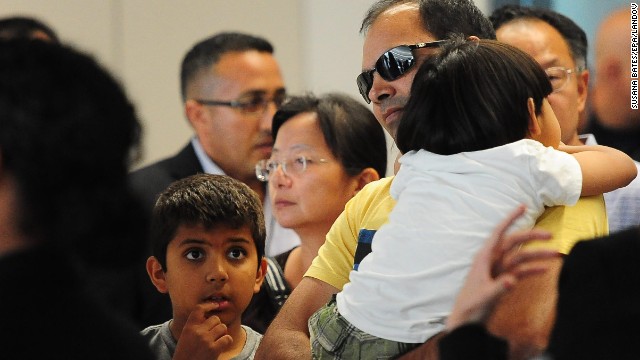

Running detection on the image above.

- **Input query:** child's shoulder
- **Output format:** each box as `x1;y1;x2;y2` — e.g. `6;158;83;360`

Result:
140;320;175;360
237;325;263;360
140;320;173;345
488;139;566;161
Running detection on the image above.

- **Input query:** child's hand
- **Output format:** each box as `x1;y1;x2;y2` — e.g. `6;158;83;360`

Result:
445;205;559;331
173;303;233;360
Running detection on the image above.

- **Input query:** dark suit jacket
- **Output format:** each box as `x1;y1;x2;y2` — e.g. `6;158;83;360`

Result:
130;142;204;216
547;226;640;359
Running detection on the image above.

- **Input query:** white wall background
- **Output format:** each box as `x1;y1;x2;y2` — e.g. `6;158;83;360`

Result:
1;0;489;173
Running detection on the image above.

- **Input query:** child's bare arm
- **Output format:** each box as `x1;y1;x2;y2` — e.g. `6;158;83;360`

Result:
558;144;637;196
173;303;232;360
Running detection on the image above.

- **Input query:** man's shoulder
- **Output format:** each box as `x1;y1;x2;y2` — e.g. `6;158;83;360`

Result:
128;142;203;212
129;157;175;182
331;176;396;245
128;154;181;203
346;176;395;222
529;195;608;254
130;142;200;180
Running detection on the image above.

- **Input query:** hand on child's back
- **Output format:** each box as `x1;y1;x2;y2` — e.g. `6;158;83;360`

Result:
173;302;233;360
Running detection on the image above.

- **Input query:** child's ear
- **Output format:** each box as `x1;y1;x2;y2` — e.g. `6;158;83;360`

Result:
253;257;268;294
352;167;380;196
146;256;169;294
527;97;542;138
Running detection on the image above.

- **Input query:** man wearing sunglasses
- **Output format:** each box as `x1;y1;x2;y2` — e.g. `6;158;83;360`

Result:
258;1;490;358
492;5;640;236
129;32;300;328
258;1;612;360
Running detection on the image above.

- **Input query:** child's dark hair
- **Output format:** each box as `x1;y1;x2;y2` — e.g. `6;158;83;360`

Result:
396;36;553;155
150;174;265;270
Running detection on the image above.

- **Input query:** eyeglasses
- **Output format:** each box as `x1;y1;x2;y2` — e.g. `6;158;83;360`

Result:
545;67;583;93
255;155;328;182
195;91;287;114
356;40;447;104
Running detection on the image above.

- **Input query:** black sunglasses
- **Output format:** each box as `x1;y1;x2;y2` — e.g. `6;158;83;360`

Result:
356;40;447;103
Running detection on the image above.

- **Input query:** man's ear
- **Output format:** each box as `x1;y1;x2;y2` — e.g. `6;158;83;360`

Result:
184;99;206;129
254;257;268;294
146;256;169;294
353;167;380;196
576;69;589;114
527;97;542;137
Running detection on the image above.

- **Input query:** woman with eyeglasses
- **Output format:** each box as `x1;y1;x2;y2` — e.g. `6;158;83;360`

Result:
260;92;387;288
241;93;387;333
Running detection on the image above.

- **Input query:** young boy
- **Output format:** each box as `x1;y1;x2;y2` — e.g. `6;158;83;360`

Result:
142;174;268;360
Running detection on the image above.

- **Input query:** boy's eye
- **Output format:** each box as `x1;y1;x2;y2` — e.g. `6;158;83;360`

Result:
185;249;204;260
228;248;247;260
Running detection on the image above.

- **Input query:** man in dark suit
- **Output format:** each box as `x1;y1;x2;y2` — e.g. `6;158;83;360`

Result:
129;32;300;327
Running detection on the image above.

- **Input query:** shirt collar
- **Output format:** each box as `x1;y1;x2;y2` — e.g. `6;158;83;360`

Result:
191;136;226;175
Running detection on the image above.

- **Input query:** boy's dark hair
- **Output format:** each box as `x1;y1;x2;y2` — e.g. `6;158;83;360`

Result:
361;0;496;40
0;16;59;43
0;40;145;264
272;93;388;178
150;174;266;270
180;32;274;101
490;5;588;69
396;37;552;155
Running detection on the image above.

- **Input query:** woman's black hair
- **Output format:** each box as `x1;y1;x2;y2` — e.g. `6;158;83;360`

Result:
272;92;388;178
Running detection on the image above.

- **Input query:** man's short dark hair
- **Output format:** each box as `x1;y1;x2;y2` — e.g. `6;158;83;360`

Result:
180;32;274;101
490;5;588;69
150;174;266;271
0;40;145;264
360;0;496;40
0;16;59;43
